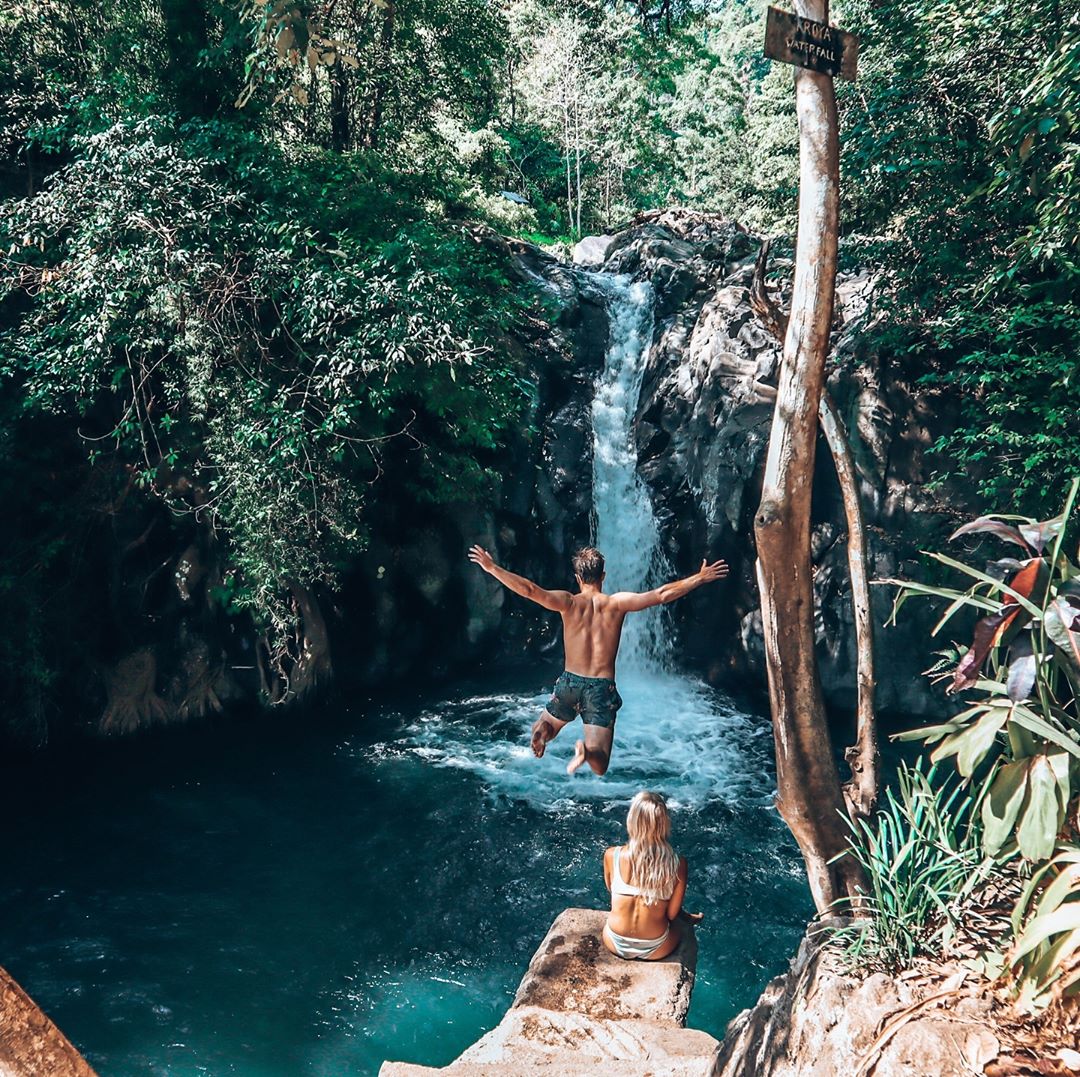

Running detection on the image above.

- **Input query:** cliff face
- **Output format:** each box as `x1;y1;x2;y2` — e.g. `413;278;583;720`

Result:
584;208;971;716
332;244;610;687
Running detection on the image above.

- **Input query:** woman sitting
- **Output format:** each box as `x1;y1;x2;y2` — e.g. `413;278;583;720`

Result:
602;790;688;961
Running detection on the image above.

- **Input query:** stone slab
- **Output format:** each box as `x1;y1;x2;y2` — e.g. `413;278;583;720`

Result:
379;908;712;1076
511;907;697;1027
382;1060;716;1077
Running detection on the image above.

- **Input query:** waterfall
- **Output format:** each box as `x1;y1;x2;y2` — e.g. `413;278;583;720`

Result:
591;275;671;674
392;269;773;811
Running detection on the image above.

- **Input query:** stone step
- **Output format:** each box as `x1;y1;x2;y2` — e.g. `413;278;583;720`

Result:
460;1008;719;1066
381;1049;718;1076
380;1011;721;1075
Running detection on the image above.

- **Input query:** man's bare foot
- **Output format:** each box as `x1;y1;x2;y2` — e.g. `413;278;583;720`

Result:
531;718;555;759
567;739;588;775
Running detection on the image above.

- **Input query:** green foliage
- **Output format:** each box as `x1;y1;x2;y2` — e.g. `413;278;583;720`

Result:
830;760;990;971
1010;849;1080;1013
0;115;530;656
837;0;1080;515
888;485;1080;1009
889;482;1080;863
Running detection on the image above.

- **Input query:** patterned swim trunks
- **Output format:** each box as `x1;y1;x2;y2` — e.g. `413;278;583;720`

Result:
546;671;623;729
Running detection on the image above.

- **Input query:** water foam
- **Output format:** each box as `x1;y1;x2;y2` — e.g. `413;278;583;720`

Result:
385;674;772;811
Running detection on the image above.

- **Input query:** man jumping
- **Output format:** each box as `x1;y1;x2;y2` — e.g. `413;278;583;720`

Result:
467;545;728;777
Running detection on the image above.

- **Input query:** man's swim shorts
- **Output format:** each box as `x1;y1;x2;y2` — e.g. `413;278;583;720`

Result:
546;671;623;729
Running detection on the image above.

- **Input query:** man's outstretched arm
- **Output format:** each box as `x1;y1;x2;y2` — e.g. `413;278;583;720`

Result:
611;558;728;613
468;545;573;612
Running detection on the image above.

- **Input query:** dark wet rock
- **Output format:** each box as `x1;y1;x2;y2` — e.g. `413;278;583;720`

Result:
590;207;973;717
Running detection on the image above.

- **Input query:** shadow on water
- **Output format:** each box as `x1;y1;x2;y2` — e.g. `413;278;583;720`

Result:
0;666;813;1076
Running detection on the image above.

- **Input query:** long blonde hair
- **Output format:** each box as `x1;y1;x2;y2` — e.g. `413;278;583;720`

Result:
623;791;679;905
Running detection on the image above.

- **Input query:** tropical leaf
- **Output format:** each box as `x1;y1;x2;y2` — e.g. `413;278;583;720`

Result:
1015;755;1064;861
894;705;987;745
928;552;1044;617
1006;633;1038;702
985;557;1027;581
982;759;1030;855
1012;905;1080;963
932;707;1008;776
950;516;1033;551
952;607;1023;691
1045;596;1080;676
1008;703;1080;760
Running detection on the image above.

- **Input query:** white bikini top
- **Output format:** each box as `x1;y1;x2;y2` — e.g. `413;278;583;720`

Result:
612;847;674;901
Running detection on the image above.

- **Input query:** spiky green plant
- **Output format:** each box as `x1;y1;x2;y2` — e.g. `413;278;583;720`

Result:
830;760;990;970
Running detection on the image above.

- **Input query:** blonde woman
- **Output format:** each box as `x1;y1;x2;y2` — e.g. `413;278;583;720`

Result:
602;791;691;961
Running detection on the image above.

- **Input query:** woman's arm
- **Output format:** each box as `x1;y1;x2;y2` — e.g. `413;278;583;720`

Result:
603;847;614;892
666;857;689;922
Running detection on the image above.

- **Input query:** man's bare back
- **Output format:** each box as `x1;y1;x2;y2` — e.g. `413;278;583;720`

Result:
468;544;728;777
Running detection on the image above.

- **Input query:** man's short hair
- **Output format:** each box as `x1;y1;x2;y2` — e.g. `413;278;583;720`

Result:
572;547;605;584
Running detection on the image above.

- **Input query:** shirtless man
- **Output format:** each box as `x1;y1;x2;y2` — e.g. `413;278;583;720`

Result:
467;545;728;776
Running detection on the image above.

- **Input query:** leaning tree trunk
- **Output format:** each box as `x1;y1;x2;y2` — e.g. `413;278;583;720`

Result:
753;0;863;913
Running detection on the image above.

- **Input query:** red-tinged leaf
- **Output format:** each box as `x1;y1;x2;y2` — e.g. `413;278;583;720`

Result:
952;607;1023;692
1003;558;1046;606
950;516;1033;551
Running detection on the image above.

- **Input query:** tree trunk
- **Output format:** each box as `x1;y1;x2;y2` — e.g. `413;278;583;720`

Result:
329;62;350;153
367;0;395;150
563;98;573;236
752;0;862;913
574;93;583;238
750;239;879;823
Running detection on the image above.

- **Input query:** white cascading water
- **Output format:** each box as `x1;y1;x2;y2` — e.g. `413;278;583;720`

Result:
590;275;671;673
387;270;772;810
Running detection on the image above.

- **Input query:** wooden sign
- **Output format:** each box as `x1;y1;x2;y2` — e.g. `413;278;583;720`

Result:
764;6;858;82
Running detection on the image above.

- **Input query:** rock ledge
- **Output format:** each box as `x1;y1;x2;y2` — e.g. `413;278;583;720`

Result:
379;907;719;1075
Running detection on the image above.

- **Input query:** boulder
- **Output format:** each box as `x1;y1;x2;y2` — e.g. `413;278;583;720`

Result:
572;234;615;267
716;927;1003;1077
512;908;696;1025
